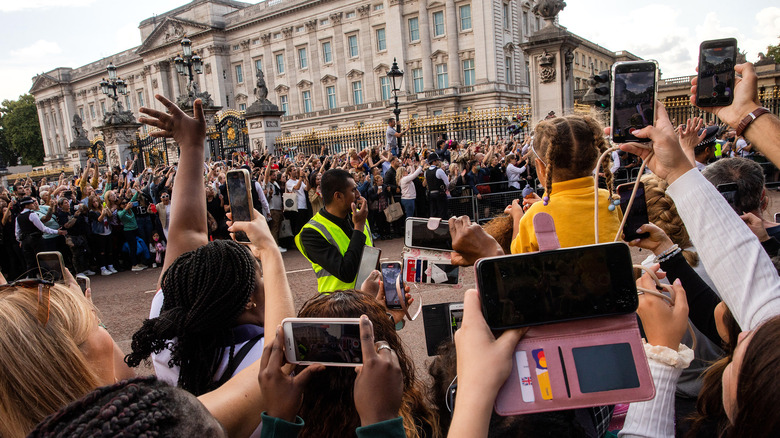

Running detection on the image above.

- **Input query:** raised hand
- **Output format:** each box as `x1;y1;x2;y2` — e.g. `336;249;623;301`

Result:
690;63;761;128
449;216;504;266
353;315;403;426
677;117;705;165
138;95;206;150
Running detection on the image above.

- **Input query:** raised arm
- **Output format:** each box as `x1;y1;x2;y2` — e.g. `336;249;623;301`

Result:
139;96;208;286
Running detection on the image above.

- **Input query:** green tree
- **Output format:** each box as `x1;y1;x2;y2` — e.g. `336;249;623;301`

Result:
767;36;780;63
0;94;44;166
0;127;20;168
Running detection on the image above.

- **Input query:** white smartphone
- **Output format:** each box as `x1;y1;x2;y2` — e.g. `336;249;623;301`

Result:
448;303;464;338
355;246;382;290
76;274;90;295
404;217;453;251
37;251;66;283
281;317;363;367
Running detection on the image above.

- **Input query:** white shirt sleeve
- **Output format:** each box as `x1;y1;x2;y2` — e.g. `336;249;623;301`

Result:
255;181;270;217
506;163;526;180
610;151;621;174
667;168;780;330
435;168;450;188
619;360;682;438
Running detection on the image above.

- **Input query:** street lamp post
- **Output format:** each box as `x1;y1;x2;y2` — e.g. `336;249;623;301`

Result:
100;63;127;112
173;37;204;107
387;58;405;149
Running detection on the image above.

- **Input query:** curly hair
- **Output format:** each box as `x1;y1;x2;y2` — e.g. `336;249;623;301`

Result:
295;290;440;438
531;115;613;202
125;239;258;396
29;377;225;437
482;214;514;255
641;174;699;266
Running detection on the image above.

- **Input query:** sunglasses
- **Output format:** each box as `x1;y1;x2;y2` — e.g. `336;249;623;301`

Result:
0;278;54;326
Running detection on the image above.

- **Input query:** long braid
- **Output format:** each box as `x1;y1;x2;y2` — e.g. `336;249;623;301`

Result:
582;115;614;198
29;377;176;438
125;240;257;396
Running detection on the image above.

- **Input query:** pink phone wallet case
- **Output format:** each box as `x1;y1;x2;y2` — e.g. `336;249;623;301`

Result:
495;313;655;416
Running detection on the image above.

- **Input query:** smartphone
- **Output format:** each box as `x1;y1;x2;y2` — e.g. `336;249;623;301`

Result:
355;246;382;290
617;182;651;241
76;274;90;295
226;169;253;243
404;217;452;251
475;242;638;330
696;38;738;107
717;183;741;214
381;261;404;310
448;303;464;338
610;61;658;144
37;251;66;283
281;317;362;367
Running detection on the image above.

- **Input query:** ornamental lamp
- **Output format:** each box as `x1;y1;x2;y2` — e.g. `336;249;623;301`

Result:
387;58;404;92
181;37;192;57
174;56;185;75
106;63;117;80
192;54;203;74
116;79;127;95
100;79;109;95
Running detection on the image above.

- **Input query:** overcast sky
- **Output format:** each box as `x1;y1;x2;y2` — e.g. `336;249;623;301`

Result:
1;0;778;103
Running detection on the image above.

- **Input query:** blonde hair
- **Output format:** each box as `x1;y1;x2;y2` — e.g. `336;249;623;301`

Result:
396;166;407;186
641;174;699;266
0;284;101;437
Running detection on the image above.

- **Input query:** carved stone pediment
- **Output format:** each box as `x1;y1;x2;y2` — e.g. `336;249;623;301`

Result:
428;1;445;8
275;84;290;93
504;43;516;53
136;17;213;54
373;63;390;73
30;74;62;94
346;69;364;79
458;50;475;60
430;50;448;64
320;74;338;85
296;79;313;89
405;59;422;69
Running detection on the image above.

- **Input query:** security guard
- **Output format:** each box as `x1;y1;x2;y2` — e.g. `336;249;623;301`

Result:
15;197;67;273
295;168;373;293
425;153;450;218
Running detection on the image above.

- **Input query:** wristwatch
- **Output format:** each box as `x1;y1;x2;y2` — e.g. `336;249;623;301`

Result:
735;107;770;137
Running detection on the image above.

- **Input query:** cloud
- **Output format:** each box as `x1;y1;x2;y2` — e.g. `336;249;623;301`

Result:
0;0;97;12
8;40;63;64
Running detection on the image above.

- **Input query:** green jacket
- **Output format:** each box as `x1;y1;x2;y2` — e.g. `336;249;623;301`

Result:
117;192;139;231
260;412;405;438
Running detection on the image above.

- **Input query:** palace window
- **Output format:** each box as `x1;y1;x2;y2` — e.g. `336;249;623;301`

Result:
463;59;475;86
137;91;145;107
298;47;308;69
412;68;423;93
235;64;243;83
409;17;419;41
505;56;513;84
348;35;359;57
436;63;448;89
280;95;288;114
326;86;337;109
322;41;333;63
433;11;445;37
302;90;312;112
276;53;285;74
380;76;391;100
352;81;363;104
460;4;472;31
376;28;386;51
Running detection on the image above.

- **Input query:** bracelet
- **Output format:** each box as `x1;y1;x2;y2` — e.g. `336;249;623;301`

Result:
653;244;679;263
643;342;694;369
656;246;682;263
735;107;770;137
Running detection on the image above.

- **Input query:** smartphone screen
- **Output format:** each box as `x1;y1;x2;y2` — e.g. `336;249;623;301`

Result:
617;182;650;241
611;61;657;144
697;39;737;107
226;170;252;243
407;219;452;251
717;183;741;214
381;262;403;309
476;242;637;329
76;275;90;295
449;304;464;338
37;252;65;283
355;246;381;289
287;321;362;365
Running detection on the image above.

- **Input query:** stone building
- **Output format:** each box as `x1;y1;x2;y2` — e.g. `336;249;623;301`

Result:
30;0;635;168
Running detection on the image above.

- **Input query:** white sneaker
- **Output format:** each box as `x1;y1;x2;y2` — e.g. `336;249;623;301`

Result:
278;246;287;253
131;264;147;272
152;262;158;268
101;267;113;276
81;270;96;276
108;265;118;273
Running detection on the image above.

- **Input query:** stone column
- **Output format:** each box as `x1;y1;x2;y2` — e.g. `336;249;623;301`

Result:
282;27;300;114
306;20;324;110
330;13;349;105
445;0;461;87
99;123;142;170
418;3;434;91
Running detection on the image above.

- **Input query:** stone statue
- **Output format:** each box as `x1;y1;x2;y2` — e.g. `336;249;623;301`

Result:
254;69;269;102
532;0;566;20
176;80;215;110
72;114;87;139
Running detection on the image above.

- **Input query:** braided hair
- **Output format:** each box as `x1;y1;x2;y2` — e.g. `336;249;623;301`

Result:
641;174;700;267
125;240;258;396
29;377;225;437
531;115;614;202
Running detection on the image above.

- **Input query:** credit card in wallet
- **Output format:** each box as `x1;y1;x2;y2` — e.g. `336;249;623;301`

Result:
516;351;535;402
532;348;553;400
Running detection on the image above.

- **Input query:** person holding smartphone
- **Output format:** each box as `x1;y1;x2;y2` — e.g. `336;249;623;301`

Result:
15;197;67;273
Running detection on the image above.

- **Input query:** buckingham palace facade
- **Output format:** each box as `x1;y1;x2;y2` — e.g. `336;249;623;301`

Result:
30;0;559;167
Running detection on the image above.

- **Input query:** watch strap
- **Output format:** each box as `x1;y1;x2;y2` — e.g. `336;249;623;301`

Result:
735;107;770;137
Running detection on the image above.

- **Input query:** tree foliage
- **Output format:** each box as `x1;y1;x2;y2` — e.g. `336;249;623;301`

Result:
0;94;44;166
767;36;780;63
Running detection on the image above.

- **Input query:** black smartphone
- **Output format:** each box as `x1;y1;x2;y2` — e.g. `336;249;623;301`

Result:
76;274;90;295
404;217;452;251
617;182;651;241
37;251;66;283
611;61;658;144
381;262;404;310
355;246;382;290
226;169;253;243
717;183;741;214
423;303;450;356
475;242;638;330
696;38;738;107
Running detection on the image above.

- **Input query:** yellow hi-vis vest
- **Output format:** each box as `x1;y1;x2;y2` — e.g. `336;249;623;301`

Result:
295;212;373;293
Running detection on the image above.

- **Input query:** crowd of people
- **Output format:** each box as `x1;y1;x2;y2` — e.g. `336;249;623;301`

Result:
2;58;780;438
